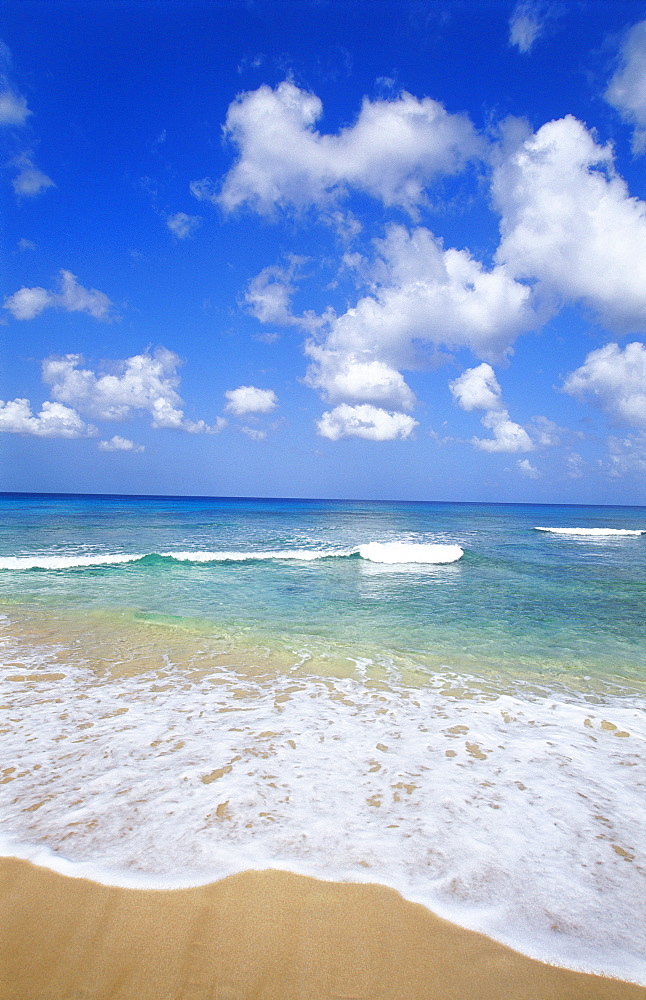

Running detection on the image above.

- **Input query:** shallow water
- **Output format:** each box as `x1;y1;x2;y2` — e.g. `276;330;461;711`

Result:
1;494;645;982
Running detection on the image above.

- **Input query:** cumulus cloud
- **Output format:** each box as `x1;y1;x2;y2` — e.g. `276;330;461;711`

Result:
166;212;201;239
605;434;646;477
42;348;224;434
0;398;97;438
605;20;646;154
244;262;301;326
204;80;479;215
98;435;145;453
449;363;534;453
305;354;416;411
509;2;545;53
224;385;278;416
566;452;585;479
240;426;267;441
517;458;540;478
301;225;536;418
493;116;646;333
448;360;502;411
0;88;30;125
316;403;418;441
4;270;114;321
562;341;646;429
12;154;55;197
475;407;534;453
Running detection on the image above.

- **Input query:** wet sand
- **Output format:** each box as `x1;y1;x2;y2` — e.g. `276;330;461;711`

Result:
1;858;644;1000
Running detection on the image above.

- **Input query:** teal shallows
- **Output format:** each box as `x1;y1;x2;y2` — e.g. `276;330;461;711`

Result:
0;494;644;685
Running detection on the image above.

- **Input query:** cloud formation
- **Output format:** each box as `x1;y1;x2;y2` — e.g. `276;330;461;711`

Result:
42;348;224;433
0;87;30;125
562;341;646;429
98;435;145;453
224;385;278;416
316;403;418;441
200;80;479;215
166;212;201;239
449;363;534;453
4;270;114;321
302;224;536;420
12;153;55;197
509;2;545;53
605;20;646;154
0;398;97;438
493;116;646;333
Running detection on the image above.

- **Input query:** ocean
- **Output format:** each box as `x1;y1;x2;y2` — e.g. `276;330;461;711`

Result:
1;493;644;983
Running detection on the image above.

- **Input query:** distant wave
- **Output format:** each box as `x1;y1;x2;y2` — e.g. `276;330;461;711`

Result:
0;553;145;570
0;541;464;571
534;527;645;537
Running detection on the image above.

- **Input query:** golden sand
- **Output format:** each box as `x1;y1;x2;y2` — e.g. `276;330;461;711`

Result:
1;858;644;1000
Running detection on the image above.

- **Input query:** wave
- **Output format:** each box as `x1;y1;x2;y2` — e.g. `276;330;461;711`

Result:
534;527;645;537
0;542;464;571
0;553;145;570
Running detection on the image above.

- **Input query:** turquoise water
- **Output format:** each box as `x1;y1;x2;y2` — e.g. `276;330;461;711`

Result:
1;494;645;982
1;493;645;681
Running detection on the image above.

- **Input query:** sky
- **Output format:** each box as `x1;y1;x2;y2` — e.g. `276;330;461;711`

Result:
1;0;646;503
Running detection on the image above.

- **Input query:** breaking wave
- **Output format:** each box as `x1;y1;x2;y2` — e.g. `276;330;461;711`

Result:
534;527;644;537
0;541;464;571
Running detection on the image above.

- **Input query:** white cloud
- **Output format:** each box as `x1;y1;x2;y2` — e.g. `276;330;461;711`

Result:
605;434;646;477
449;362;534;453
302;225;536;418
517;458;540;478
17;238;37;251
475;408;534;453
42;348;224;434
12;155;55;197
529;415;561;447
4;270;114;321
0;398;97;438
224;385;278;416
206;80;479;215
166;212;201;239
562;341;646;429
98;435;145;453
566;452;585;479
448;362;502;411
244;262;301;326
240;426;267;441
305;353;416;411
605;20;646;154
509;2;544;53
316;403;418;441
0;88;30;125
493;116;646;333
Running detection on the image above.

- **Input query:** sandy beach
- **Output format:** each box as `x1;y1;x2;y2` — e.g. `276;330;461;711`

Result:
1;858;644;1000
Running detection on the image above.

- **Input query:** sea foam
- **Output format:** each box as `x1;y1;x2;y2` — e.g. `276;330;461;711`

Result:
1;620;644;986
0;542;464;571
535;527;644;536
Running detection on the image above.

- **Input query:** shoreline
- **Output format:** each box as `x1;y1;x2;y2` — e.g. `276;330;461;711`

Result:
1;858;644;1000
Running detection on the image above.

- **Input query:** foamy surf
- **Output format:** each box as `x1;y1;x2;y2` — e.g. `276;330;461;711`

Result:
0;542;464;571
1;625;644;985
357;541;463;563
535;527;645;536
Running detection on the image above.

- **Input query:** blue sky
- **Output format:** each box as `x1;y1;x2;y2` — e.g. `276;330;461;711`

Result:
1;0;645;502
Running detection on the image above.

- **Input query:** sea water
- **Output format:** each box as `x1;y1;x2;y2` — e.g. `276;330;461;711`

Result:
0;493;644;983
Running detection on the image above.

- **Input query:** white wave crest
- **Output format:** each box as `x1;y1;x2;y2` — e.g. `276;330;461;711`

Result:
0;553;145;570
534;527;644;537
358;542;464;564
160;548;354;563
0;542;464;570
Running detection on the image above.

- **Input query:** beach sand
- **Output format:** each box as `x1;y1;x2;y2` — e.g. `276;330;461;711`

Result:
1;858;644;1000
